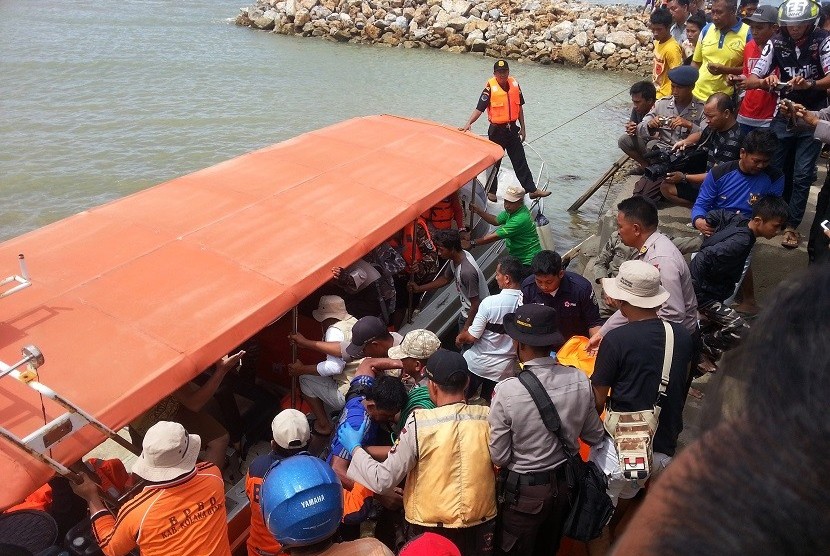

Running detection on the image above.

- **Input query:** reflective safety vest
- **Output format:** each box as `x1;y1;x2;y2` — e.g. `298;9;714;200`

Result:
422;198;456;230
486;76;522;124
331;317;362;395
390;218;432;268
403;404;497;528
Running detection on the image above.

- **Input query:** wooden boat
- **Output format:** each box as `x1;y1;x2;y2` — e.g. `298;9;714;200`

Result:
0;115;517;551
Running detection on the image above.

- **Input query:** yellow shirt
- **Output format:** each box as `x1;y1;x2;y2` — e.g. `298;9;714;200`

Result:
692;21;751;101
653;38;684;99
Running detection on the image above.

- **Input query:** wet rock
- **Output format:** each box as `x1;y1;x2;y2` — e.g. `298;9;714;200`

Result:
253;9;277;29
560;43;585;65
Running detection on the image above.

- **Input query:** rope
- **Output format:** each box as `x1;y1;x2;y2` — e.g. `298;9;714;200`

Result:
527;87;630;145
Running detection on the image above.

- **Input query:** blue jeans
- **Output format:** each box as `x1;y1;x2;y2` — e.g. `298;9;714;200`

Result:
770;117;822;229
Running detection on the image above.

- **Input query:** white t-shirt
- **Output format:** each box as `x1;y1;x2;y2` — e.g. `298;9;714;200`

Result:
317;325;347;377
463;288;522;381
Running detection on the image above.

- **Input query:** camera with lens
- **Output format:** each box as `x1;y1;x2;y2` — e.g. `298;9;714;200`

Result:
643;146;707;181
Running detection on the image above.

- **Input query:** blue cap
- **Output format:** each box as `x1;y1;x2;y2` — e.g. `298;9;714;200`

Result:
668;65;699;87
261;455;343;547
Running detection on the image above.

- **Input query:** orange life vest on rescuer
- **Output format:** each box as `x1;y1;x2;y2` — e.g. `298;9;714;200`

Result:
486;76;521;124
391;218;431;268
422;197;457;230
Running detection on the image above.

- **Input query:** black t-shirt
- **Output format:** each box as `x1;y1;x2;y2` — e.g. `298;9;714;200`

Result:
591;319;692;456
520;272;603;341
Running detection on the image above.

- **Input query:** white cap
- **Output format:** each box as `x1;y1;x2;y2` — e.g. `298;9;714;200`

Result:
271;409;311;449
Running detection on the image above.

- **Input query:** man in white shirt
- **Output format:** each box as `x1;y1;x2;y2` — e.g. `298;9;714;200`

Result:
456;255;523;403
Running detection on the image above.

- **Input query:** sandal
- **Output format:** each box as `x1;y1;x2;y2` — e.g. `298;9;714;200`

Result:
486;192;498;203
781;228;801;249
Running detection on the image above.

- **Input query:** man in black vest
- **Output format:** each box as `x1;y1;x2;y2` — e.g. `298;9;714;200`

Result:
745;0;830;249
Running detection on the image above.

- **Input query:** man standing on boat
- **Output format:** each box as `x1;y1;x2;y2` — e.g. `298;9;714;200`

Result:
410;229;489;348
460;59;551;202
468;184;542;270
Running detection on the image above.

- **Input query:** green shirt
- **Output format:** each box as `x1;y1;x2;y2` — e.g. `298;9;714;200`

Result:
496;205;541;265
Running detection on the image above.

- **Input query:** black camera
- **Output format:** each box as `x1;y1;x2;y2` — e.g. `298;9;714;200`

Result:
643;146;707;181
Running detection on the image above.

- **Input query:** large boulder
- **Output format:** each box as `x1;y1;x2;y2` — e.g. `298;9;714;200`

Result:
635;30;653;45
294;8;311;27
601;41;617;56
365;23;382;39
447;15;468;30
552;20;574;41
446;32;466;46
253;9;277;29
442;0;472;15
466;28;484;45
285;0;297;17
559;43;585;65
606;31;637;48
593;41;605;54
574;31;588;47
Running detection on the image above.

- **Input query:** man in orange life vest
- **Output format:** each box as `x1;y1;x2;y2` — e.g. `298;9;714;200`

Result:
461;59;551;202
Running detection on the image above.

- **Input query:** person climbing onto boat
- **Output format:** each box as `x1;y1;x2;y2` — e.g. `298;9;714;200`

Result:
459;59;550;202
287;295;357;437
409;230;489;349
389;218;440;328
467;184;542;271
244;409;310;556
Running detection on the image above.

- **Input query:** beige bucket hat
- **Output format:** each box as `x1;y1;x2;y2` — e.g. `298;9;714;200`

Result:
131;421;201;482
388;329;441;360
503;185;525;202
311;295;351;322
601;260;670;309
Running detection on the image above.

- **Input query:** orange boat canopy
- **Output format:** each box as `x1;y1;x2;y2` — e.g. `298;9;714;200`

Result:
0;115;503;509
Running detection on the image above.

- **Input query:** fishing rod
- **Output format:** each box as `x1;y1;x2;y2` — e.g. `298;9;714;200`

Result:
526;86;631;145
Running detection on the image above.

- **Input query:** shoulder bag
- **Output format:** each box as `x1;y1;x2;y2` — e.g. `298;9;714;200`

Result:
603;320;674;481
518;370;614;542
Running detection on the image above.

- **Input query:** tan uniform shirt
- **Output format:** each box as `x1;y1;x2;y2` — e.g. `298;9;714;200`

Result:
600;231;699;336
637;95;704;149
488;358;605;474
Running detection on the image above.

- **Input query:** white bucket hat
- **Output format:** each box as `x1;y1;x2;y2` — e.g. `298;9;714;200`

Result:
503;185;525;202
601;260;670;309
131;421;201;482
311;295;351;323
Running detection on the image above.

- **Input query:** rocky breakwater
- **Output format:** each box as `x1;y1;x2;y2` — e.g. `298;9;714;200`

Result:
236;0;654;74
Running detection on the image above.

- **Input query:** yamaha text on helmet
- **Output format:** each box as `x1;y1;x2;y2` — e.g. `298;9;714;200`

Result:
260;454;344;548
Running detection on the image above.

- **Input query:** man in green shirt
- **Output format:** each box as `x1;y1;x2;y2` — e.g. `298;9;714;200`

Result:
468;184;542;268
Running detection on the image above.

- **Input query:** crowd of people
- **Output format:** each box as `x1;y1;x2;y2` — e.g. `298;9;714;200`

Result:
5;2;830;555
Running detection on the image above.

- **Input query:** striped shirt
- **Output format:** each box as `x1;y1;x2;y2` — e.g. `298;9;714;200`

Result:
91;462;231;556
699;122;743;170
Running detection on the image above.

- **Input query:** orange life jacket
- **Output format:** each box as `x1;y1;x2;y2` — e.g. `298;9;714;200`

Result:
486;76;522;124
390;218;431;268
422;199;455;230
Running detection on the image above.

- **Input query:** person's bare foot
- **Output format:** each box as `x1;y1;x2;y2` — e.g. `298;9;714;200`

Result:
528;189;551;199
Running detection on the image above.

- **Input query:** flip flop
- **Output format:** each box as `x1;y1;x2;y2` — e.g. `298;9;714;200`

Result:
781;229;801;250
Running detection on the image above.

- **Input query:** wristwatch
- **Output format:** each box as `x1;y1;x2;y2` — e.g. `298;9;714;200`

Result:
808;78;817;89
470;239;477;247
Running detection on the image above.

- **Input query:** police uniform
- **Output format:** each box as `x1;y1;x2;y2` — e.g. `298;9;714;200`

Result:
600;230;699;337
476;59;539;196
636;95;704;149
489;306;605;556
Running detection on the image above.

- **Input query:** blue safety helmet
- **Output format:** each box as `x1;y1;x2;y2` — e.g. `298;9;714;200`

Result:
260;454;343;547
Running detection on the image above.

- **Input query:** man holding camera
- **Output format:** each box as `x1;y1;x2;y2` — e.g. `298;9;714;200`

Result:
660;92;744;207
743;0;830;249
634;65;705;202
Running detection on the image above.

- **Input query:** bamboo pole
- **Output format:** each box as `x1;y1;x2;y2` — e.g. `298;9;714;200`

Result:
567;155;629;212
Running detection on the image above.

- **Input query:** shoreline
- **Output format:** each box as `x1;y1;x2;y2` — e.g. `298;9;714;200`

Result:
236;0;654;76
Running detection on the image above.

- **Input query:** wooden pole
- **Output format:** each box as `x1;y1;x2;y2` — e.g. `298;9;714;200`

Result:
291;306;298;409
405;219;418;324
567;155;628;212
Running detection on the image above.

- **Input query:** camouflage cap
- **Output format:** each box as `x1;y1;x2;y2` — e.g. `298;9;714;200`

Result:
388;329;441;360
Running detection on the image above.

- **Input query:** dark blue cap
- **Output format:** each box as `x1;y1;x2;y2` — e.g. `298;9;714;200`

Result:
668;65;699;87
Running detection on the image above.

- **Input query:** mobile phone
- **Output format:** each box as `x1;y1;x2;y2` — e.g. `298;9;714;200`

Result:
821;219;830;232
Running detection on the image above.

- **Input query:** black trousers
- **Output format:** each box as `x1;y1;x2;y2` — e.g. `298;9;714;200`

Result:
808;168;830;264
495;468;570;556
488;123;537;194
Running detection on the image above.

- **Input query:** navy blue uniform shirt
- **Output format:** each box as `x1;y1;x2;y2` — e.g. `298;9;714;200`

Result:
520;271;603;341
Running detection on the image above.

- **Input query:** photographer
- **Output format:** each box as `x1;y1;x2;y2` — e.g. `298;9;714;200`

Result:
634;65;705;201
743;0;830;249
660;93;744;207
779;101;830;263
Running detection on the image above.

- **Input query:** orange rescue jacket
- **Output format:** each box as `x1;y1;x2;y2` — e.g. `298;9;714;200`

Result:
486;76;522;124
